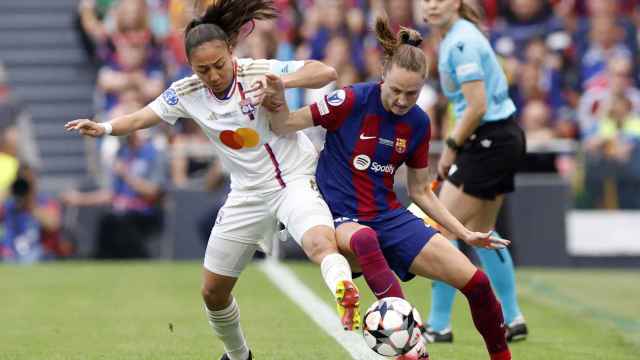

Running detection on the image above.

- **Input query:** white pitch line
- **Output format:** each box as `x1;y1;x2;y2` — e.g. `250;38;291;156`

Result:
260;259;386;360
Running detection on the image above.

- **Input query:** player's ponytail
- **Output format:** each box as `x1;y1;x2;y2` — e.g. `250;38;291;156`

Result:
398;28;423;48
184;0;278;59
374;16;427;78
459;1;483;27
375;16;400;61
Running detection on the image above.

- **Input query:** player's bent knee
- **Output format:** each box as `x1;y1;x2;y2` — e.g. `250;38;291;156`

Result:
200;281;233;310
464;269;490;291
201;282;233;309
459;270;493;300
305;239;336;263
350;228;379;255
302;232;338;264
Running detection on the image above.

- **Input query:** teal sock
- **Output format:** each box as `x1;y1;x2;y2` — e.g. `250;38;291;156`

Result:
427;239;459;332
474;231;522;324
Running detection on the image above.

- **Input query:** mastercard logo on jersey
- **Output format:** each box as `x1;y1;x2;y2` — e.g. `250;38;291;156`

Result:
220;128;260;150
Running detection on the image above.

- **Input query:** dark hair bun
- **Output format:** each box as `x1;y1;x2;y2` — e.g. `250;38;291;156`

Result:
400;31;422;47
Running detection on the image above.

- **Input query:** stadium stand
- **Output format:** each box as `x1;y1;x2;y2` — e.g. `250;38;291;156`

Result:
0;0;94;192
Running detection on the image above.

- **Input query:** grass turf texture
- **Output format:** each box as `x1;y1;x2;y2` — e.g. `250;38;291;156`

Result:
1;261;638;360
289;263;640;360
0;262;350;360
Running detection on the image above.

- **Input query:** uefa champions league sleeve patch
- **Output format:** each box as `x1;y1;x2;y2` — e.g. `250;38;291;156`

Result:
326;89;346;107
162;88;179;106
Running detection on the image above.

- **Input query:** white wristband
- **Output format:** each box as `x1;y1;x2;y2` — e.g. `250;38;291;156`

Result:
101;122;113;135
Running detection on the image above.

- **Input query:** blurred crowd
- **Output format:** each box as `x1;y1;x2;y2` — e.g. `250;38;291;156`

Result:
0;62;70;263
3;0;640;262
72;0;640;207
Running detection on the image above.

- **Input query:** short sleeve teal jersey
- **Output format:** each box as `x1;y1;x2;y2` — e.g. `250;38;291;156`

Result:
438;19;516;123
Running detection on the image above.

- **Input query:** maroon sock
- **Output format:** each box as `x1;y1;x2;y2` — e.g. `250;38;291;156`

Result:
460;270;510;360
350;228;404;299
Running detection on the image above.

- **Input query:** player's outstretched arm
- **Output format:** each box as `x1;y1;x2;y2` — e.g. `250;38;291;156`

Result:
265;73;315;136
64;106;162;137
406;166;509;250
282;60;337;89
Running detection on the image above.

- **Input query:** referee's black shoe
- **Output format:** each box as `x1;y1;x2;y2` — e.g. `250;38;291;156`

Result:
423;326;453;343
506;317;528;342
220;351;253;360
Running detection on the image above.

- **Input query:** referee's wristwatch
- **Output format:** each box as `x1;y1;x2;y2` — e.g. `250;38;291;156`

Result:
445;137;463;152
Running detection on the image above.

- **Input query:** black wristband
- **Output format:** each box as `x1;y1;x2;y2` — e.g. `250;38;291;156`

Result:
446;137;462;152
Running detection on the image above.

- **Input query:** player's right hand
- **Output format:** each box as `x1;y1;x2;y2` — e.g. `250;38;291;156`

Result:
262;72;286;112
463;231;510;250
64;119;105;137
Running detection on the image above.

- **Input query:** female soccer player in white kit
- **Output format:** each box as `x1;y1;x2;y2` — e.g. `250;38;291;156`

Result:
65;1;361;359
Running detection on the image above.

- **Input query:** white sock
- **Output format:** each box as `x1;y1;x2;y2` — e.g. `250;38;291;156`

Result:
205;297;250;360
320;253;353;294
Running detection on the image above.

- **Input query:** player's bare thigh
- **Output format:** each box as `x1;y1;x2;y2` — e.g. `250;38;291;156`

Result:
409;233;477;289
465;194;504;233
438;181;503;236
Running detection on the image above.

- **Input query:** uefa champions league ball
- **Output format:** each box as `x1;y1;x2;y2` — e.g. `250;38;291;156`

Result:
362;297;425;357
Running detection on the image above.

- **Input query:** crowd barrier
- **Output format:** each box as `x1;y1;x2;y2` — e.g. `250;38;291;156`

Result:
69;173;640;267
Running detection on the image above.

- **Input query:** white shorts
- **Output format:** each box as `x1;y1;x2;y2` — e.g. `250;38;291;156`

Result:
203;176;334;277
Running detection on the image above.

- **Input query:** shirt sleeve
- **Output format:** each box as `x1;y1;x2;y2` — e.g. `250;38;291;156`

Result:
268;59;306;76
450;40;485;83
309;87;356;132
148;85;189;125
406;121;431;169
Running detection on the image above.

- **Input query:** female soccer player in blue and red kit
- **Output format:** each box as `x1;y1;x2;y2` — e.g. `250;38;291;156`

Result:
265;16;512;360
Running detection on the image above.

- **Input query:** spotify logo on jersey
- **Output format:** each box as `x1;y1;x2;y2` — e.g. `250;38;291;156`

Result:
353;154;396;174
353;154;371;171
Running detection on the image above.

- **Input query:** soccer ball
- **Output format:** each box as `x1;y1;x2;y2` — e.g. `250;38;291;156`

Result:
362;297;424;357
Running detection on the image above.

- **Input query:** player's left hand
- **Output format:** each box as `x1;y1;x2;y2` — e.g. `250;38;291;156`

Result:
244;78;267;107
462;231;510;250
437;147;457;179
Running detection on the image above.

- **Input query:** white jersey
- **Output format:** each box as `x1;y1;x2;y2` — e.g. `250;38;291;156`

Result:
149;58;318;192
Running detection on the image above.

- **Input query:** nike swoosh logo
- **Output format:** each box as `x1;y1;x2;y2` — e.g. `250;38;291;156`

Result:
373;284;393;297
360;134;376;140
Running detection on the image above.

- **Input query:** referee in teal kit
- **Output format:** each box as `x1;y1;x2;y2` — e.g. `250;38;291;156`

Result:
420;0;528;343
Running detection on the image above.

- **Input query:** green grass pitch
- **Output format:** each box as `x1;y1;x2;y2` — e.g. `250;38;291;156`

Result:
1;261;638;360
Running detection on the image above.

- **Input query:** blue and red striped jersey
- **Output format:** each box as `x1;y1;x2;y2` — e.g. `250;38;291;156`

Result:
310;82;431;222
